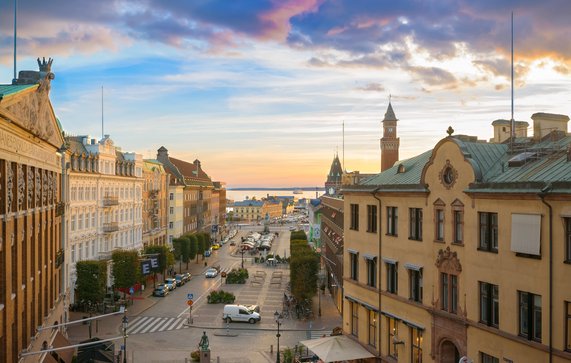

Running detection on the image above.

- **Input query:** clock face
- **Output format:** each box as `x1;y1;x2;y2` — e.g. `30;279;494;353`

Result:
388;127;393;133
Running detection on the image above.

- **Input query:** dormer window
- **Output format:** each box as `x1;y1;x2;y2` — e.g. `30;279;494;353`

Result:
397;164;405;173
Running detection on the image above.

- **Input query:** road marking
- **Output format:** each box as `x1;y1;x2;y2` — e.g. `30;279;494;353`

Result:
127;316;189;335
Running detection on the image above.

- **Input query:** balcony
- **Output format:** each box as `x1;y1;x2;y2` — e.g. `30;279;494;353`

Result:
103;195;119;207
103;222;119;233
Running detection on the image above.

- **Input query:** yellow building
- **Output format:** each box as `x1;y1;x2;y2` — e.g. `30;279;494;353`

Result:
343;113;571;363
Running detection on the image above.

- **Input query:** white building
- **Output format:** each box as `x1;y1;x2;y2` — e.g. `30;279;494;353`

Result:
64;135;144;302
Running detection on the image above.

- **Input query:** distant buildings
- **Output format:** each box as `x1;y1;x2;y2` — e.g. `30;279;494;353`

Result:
233;198;282;222
342;110;571;362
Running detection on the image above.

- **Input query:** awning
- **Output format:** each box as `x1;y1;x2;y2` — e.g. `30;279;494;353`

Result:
300;335;375;362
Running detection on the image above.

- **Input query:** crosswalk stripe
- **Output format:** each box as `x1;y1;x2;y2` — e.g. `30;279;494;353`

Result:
127;316;189;335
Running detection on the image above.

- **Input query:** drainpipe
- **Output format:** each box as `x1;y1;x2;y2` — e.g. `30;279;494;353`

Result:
539;183;553;363
371;186;382;357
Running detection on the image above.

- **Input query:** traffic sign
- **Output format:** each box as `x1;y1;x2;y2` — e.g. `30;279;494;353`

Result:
187;300;194;306
221;271;227;278
187;293;194;300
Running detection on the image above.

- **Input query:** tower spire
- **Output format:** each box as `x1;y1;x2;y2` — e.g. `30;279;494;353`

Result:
380;100;400;172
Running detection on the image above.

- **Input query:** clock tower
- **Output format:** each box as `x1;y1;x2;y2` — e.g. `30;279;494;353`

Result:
325;154;343;196
380;101;400;171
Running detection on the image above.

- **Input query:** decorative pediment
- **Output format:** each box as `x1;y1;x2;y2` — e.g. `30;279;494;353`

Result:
451;199;464;208
433;198;446;207
435;246;462;274
1;87;63;147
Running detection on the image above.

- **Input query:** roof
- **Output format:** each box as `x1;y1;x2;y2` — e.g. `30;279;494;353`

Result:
327;155;343;183
0;84;37;99
65;136;89;155
492;119;529;127
383;102;398;122
361;149;432;187
234;200;264;207
168;157;213;187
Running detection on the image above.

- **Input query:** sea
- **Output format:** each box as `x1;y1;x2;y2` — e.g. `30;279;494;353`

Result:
226;188;324;202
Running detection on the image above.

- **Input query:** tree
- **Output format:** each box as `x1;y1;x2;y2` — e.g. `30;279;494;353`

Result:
144;245;170;287
76;260;107;306
112;250;141;299
195;233;206;262
188;234;198;263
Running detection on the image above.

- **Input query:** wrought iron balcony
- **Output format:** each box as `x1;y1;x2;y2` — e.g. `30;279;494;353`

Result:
103;195;119;207
103;222;119;233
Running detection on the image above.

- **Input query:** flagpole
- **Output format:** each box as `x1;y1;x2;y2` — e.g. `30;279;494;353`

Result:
13;0;18;83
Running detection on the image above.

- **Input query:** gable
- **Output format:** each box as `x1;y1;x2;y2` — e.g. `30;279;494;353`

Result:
0;84;64;148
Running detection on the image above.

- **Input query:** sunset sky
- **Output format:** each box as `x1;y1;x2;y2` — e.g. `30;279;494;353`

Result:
1;1;570;187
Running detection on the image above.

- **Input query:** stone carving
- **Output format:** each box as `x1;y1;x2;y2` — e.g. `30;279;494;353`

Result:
6;162;13;212
27;166;34;209
42;170;48;206
35;168;41;207
17;163;25;210
51;172;57;204
435;246;462;273
47;171;53;204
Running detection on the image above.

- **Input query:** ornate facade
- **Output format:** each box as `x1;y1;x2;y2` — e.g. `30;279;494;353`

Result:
0;59;72;362
142;159;169;248
343;113;571;363
64;135;144;303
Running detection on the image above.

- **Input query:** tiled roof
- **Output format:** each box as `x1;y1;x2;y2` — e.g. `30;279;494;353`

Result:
65;136;88;155
0;84;37;98
383;102;398;122
168;157;213;187
234;200;264;207
361;149;432;187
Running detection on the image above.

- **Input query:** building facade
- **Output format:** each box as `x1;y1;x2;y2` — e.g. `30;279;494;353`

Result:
65;135;144;301
342;113;571;363
0;59;72;362
157;147;216;240
142;159;169;248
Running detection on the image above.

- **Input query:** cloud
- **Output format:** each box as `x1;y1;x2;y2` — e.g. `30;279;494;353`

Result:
356;82;385;92
407;66;457;88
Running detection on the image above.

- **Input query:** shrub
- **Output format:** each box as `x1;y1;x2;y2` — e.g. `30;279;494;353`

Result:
190;350;200;361
207;290;236;304
226;268;249;284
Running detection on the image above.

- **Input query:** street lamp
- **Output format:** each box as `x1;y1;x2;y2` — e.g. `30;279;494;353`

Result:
122;308;128;363
274;311;283;363
240;249;245;269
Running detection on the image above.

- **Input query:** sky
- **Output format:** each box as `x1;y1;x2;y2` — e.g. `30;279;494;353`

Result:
0;0;570;188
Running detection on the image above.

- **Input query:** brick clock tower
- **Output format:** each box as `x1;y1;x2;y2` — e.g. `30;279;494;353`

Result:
380;102;400;171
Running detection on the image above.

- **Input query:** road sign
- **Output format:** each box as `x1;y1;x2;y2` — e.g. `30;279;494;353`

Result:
187;293;194;300
221;271;227;278
187;300;194;306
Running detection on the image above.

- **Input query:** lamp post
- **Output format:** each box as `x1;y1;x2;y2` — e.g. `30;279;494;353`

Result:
274;311;283;363
122;308;128;363
240;249;245;269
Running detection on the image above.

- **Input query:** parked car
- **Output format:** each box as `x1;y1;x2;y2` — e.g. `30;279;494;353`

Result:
204;249;212;257
165;278;177;290
153;286;168;297
182;272;192;282
205;268;218;278
175;274;185;286
222;304;261;324
157;283;170;292
212;243;220;250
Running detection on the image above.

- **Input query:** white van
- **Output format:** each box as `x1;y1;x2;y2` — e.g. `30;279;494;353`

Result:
222;304;261;324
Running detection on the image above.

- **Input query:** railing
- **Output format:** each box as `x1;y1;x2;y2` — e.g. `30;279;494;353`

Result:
103;195;119;207
103;222;119;233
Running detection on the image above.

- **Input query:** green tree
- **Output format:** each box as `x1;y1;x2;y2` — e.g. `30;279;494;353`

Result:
112;250;141;299
188;234;198;263
195;233;207;261
76;260;107;306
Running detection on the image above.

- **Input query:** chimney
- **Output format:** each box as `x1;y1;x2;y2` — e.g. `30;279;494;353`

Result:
531;113;570;141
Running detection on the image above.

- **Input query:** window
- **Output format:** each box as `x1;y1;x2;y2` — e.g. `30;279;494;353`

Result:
479;212;498;252
169;222;174;229
169;207;174;214
435;209;444;241
441;273;458;313
566;218;571;262
387;317;398;358
519;291;542;342
366;257;377;288
386;261;398;294
351;302;358;336
91;212;96;228
411;327;423;363
409;269;423;303
387;207;398;236
368;310;377;347
349;251;358;281
409;208;423;241
453;210;463;244
350;204;359;230
480;352;499;363
169;193;174;200
71;215;76;231
71;245;75;263
367;205;377;233
565;301;571;352
479;282;499;328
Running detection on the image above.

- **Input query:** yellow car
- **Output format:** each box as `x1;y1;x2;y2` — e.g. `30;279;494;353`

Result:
212;244;220;250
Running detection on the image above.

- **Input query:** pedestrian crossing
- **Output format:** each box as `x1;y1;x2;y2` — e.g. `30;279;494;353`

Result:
127;316;189;335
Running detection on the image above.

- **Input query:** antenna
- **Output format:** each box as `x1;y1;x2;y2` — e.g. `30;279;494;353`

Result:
12;0;17;83
101;86;104;139
342;121;345;172
510;12;514;151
